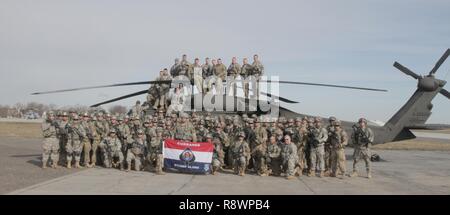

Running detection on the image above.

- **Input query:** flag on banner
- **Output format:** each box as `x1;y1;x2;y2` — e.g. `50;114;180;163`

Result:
163;139;214;174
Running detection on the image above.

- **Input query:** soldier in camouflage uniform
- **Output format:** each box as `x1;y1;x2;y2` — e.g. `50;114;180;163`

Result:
193;58;203;93
66;115;86;168
351;118;374;179
252;119;268;176
196;120;209;142
147;127;165;174
154;69;172;110
231;132;251;176
241;58;252;98
180;54;193;80
126;129;146;172
295;117;308;176
266;135;282;176
281;134;298;180
307;117;328;177
100;129;124;170
202;58;213;92
251;54;264;98
41;112;60;169
94;113;109;166
80;113;94;167
143;119;156;143
175;113;197;142
329;120;348;178
213;58;227;94
324;116;336;176
170;58;180;77
227;57;241;96
57;112;69;166
209;135;224;175
212;123;229;167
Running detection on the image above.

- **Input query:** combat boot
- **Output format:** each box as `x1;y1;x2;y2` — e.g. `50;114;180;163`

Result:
42;162;47;169
307;170;315;177
350;170;358;177
126;164;131;172
67;161;72;169
296;168;303;176
51;163;59;169
119;163;124;171
75;161;81;168
367;170;372;179
319;171;324;178
286;175;295;180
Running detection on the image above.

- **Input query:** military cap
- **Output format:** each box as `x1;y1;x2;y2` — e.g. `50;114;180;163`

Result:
96;112;103;117
180;113;189;118
133;115;140;120
62;112;68;117
329;116;337;122
156;127;163;133
238;132;246;137
47;111;55;118
247;119;254;124
242;114;248;118
117;116;124;121
82;112;89;117
308;118;315;123
251;114;257;118
91;116;97;121
334;120;341;126
358;118;367;124
111;116;117;121
106;113;111;117
143;119;150;123
295;117;302;122
136;100;141;104
314;117;322;123
288;118;294;123
137;129;144;134
124;115;130;119
72;115;80;120
109;128;117;133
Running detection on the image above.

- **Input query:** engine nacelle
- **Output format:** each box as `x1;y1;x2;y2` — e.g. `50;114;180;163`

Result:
418;76;439;91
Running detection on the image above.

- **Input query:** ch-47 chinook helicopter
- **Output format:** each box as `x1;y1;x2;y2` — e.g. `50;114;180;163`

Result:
32;49;450;145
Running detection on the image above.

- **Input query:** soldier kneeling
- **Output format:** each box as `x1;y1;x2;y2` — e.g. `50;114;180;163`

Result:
231;132;250;176
126;129;146;172
209;135;224;175
100;129;124;171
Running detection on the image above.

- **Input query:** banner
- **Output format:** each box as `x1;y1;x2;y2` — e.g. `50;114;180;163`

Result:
163;139;213;174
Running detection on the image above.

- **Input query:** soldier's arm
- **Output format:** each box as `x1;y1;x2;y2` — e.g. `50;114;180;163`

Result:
341;130;348;147
319;128;328;143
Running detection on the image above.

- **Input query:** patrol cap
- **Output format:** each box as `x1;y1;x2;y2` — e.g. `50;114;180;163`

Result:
358;118;367;124
62;112;68;117
329;116;337;122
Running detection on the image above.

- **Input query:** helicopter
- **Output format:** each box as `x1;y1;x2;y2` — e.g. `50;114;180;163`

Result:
32;49;450;145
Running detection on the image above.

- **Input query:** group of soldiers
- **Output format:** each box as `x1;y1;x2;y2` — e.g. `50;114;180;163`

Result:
147;54;265;110
41;106;375;179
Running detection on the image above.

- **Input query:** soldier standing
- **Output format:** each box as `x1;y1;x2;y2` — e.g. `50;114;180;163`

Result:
126;129;146;172
130;100;143;118
251;54;264;98
252;119;268;176
351;118;374;179
100;129;124;170
57;112;69;166
193;58;203;93
180;54;193;80
231;132;251;176
170;58;181;77
41;112;60;169
212;123;229;167
147;127;165;174
153;69;172;110
307;117;328;177
281;134;298;180
324;116;336;176
94;113;109;166
329;120;348;178
213;58;227;94
266;135;282;176
66;115;86;169
81;113;94;167
295;117;307;176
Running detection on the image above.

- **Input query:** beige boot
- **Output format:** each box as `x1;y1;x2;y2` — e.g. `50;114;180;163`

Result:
126;164;131;172
307;170;315;177
350;170;358;177
75;161;81;169
319;171;324;178
286;175;295;180
42;162;47;169
367;170;372;179
67;161;72;169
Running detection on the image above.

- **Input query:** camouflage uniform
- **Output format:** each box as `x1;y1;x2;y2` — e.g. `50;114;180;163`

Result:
211;136;224;175
100;130;124;170
266;139;282;176
41;115;59;168
66;116;86;168
351;118;374;178
307;119;328;177
329;121;348;177
80;114;95;167
193;64;203;93
56;113;69;165
324;117;336;175
147;128;164;174
252;121;268;176
281;141;298;179
126;131;146;171
231;132;251;176
212;125;230;167
213;62;227;94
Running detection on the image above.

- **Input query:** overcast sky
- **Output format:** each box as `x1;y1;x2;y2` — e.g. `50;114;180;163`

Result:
1;0;449;123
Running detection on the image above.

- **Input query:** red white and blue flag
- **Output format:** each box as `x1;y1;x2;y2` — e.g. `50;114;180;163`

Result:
163;139;214;174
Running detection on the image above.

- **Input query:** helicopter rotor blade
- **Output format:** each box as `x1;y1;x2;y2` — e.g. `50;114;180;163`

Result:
234;85;299;103
90;89;148;107
440;88;450;100
393;62;421;80
31;81;170;95
260;80;388;92
429;48;450;75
